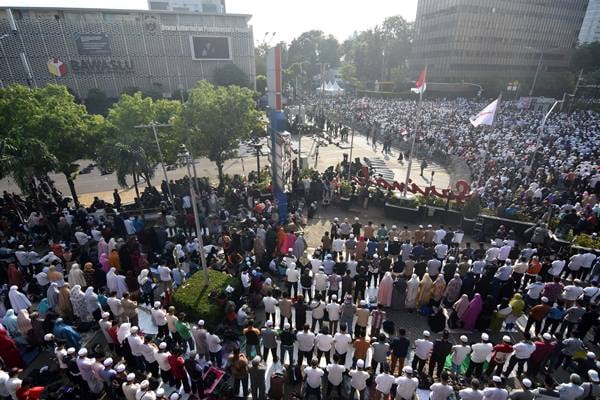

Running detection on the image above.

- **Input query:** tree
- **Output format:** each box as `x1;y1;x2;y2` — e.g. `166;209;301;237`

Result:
35;84;104;205
340;62;362;90
214;64;250;88
288;30;340;79
85;88;110;115
256;75;267;95
573;42;600;72
179;81;262;186
98;92;181;207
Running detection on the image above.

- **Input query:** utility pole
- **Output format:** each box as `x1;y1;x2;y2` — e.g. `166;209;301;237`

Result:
178;145;209;286
134;122;174;204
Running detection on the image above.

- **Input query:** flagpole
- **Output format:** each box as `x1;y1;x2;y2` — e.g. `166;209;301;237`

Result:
403;88;423;196
478;93;502;186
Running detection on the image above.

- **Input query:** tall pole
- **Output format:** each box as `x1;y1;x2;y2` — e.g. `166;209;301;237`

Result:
528;100;562;178
347;113;356;181
403;89;423;196
184;152;209;285
529;52;543;97
135;122;174;204
477;93;502;186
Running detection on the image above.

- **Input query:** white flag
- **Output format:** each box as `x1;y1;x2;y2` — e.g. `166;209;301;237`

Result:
469;99;499;127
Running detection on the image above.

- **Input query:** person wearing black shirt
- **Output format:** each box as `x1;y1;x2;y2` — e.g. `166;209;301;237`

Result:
390;328;410;375
353;268;368;303
388;238;401;262
293;295;308;329
279;324;296;365
352;218;362;237
429;330;453;378
442;257;458;283
414;260;427;279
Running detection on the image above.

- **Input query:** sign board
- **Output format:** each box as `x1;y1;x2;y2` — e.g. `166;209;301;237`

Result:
190;36;231;60
266;46;282;111
75;34;111;55
70;59;133;74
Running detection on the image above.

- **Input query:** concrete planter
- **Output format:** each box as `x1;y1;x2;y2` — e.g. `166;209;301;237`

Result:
384;203;420;222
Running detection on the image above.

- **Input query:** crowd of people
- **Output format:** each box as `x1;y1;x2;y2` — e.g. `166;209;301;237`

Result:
0;94;598;400
304;95;600;237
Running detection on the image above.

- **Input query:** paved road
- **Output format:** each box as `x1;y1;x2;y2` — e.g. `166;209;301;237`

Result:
0;134;452;207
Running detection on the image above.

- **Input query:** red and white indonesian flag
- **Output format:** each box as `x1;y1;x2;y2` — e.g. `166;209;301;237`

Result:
411;66;427;94
470;99;499;127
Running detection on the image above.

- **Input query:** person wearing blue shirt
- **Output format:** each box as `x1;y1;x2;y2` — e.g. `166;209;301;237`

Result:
53;318;82;350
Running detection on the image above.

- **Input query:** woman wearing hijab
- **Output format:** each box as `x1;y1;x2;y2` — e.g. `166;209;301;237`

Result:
68;263;87;288
109;249;121;271
47;266;64;286
292;234;306;260
70;285;91;322
97;237;108;261
84;286;102;321
57;283;73;319
417;273;433;307
475;295;496;331
428;306;447;333
47;282;60;310
7;264;23;288
106;267;119;294
16;309;33;340
98;253;110;272
83;262;95;287
432;275;447;304
405;274;420;310
377;271;394;307
391;276;407;310
8;286;31;313
450;294;471;329
53;318;81;350
93;264;107;288
489;298;512;332
117;323;135;366
505;293;525;331
2;309;21;341
0;326;24;368
443;274;463;306
276;227;286;255
460;293;484;330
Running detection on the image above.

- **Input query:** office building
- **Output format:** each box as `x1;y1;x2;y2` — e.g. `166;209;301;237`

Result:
148;0;226;14
410;0;588;82
579;0;600;43
0;6;253;98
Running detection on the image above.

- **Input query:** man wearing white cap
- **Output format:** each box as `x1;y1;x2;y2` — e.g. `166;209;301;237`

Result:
261;320;278;362
325;354;346;399
429;371;453;400
151;302;168;338
122;373;140;400
486;336;513;376
326;294;341;333
412;330;433;376
483;376;509;400
155;342;174;386
508;378;533;400
394;366;419;400
285;262;300;298
581;369;600;399
248;355;266;400
451;335;471;376
192;320;209;361
467;333;493;379
504;332;536;378
349;359;369;400
527;333;556;378
98;312;114;352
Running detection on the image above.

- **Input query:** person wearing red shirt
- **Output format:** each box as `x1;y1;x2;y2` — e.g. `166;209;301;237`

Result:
527;333;556;377
167;348;190;393
16;377;44;400
486;336;513;376
541;277;564;304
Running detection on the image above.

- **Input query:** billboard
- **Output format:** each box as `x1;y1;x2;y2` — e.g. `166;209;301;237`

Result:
190;36;231;60
75;33;111;55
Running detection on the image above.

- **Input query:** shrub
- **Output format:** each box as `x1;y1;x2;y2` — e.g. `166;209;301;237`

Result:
173;269;240;329
462;196;481;219
572;233;600;250
339;180;352;197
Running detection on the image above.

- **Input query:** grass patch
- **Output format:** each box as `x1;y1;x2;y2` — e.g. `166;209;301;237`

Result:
173;269;240;329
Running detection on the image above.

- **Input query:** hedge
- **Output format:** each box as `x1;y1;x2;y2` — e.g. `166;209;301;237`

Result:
173;269;240;329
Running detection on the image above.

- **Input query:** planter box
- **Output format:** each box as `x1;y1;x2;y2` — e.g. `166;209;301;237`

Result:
422;206;464;227
479;215;536;240
462;218;476;234
340;196;352;210
384;203;420;222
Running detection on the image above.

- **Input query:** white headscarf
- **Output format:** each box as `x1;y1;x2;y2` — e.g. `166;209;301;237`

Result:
84;287;100;313
117;322;131;344
8;285;31;313
137;269;149;285
106;267;118;293
68;263;86;288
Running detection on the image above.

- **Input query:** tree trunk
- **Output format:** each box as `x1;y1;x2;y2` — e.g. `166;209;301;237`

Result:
216;161;224;188
64;173;80;206
144;172;152;188
132;170;144;219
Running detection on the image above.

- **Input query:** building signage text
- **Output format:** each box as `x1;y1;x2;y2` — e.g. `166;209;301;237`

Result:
70;59;134;74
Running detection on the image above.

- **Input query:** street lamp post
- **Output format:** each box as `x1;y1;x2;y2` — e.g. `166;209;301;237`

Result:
528;100;563;177
134;122;174;205
178;145;209;286
252;142;262;175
